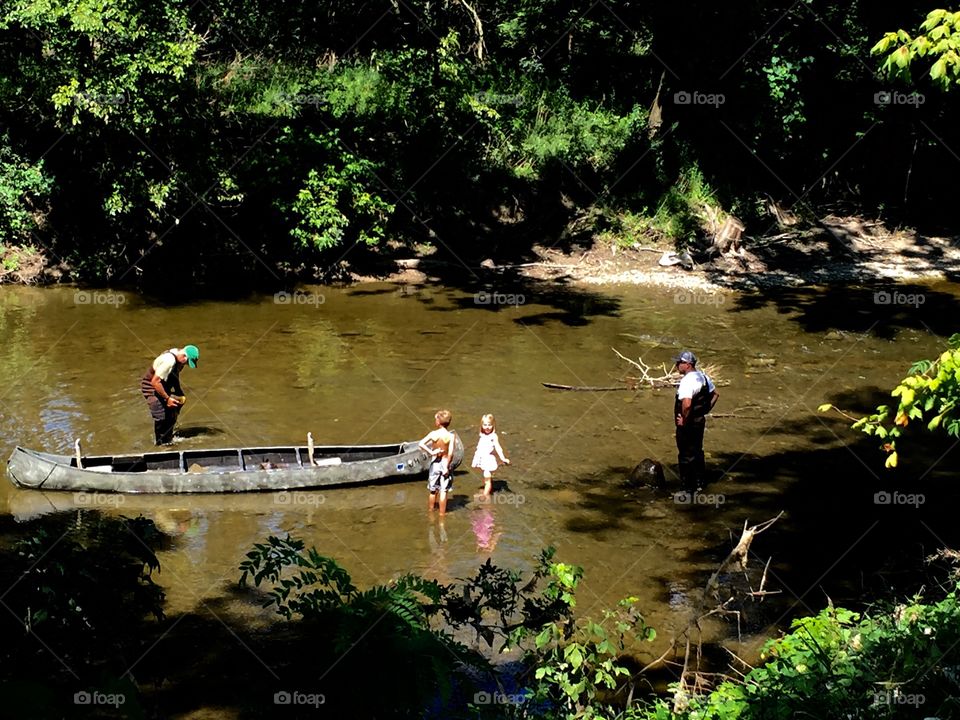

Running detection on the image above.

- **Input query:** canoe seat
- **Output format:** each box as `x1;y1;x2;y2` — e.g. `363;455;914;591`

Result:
86;465;114;473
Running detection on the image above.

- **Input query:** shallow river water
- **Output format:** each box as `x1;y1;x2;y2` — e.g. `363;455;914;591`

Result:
2;279;960;662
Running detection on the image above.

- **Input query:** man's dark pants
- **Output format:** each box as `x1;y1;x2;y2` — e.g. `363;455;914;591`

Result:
146;397;180;445
676;418;706;491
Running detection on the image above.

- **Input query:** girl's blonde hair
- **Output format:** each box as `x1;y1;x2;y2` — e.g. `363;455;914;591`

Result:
480;413;496;430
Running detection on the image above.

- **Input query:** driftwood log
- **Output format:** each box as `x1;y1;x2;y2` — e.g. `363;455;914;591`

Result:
541;382;633;392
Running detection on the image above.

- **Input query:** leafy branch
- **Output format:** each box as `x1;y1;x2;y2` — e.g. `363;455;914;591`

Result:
820;333;960;468
872;9;960;89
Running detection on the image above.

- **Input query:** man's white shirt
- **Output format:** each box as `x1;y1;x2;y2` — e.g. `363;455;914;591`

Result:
152;348;180;381
677;370;715;400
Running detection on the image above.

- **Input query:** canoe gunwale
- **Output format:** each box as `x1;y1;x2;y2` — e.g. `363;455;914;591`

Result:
7;436;464;494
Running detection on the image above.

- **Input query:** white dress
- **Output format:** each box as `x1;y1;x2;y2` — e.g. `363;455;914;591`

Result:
471;431;502;473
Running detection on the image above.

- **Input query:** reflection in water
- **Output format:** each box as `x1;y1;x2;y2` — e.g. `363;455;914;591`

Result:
471;505;501;553
154;509;206;541
40;390;87;449
428;516;451;585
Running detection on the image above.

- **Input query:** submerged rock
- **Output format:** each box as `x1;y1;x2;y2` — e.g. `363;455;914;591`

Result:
627;458;665;488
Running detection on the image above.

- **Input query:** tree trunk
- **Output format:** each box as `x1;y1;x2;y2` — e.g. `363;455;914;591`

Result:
710;215;745;255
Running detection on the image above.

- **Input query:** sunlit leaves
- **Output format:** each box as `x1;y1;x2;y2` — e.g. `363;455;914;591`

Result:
10;0;202;128
288;137;395;251
851;333;960;465
874;9;960;89
0;136;52;243
642;590;960;718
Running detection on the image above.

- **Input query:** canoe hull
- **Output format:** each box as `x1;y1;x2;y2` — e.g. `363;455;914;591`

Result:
7;437;464;494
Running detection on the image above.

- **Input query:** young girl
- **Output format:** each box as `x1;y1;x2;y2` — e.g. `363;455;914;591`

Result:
471;414;510;497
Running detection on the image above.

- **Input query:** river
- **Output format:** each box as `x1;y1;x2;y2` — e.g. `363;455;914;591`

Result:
2;280;959;661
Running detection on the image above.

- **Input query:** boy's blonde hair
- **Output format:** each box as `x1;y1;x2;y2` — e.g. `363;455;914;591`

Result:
435;409;452;427
481;413;496;429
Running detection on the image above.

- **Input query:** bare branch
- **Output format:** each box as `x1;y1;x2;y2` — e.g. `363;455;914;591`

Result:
457;0;486;62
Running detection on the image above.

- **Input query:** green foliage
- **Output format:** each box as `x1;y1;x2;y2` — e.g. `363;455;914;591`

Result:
2;0;958;283
626;589;960;720
8;0;202;128
0;511;165;680
504;92;647;179
528;597;656;719
761;50;813;140
873;9;960;89
287;136;395;251
239;537;656;719
650;165;721;246
0;137;51;244
840;333;960;465
240;534;468;713
239;534;441;631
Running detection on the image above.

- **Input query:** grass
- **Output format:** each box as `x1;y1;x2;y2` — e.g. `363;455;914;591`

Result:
596;164;728;251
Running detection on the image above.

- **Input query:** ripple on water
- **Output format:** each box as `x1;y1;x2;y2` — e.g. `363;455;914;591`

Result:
39;389;89;449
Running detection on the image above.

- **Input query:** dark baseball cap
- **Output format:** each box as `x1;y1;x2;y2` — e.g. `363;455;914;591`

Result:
672;350;697;365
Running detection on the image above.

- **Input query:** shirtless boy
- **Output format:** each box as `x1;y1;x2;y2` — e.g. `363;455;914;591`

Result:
418;409;455;514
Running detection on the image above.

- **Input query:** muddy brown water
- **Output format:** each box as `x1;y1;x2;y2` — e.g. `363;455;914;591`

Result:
2;280;960;665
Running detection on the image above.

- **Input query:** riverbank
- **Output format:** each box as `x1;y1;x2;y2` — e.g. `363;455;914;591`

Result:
4;215;959;293
346;214;960;293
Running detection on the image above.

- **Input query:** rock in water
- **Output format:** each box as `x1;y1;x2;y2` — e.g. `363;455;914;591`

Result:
628;458;665;488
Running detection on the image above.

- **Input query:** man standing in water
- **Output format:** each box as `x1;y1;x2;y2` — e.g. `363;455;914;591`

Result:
140;345;199;445
673;350;719;492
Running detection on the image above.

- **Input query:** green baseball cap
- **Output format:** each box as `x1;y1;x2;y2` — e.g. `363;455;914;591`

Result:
184;344;200;368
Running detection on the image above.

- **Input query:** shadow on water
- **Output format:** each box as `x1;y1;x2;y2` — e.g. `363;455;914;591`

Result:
174;425;227;439
550;385;960;638
346;270;624;328
0;511;509;719
724;283;960;339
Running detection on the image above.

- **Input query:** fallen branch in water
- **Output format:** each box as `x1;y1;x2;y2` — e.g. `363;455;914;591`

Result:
612;348;678;388
630;513;784;712
541;382;633;392
671;512;784;712
702;513;784;605
613;348;726;388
